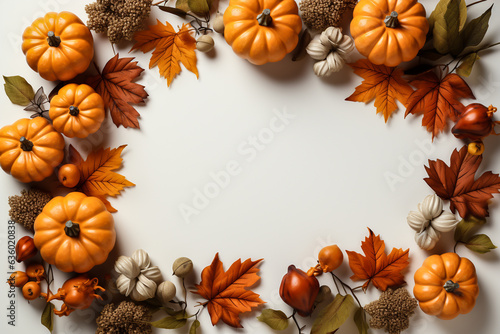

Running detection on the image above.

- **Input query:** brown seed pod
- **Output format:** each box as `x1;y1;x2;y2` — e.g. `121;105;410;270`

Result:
15;236;37;263
452;104;497;141
172;257;193;278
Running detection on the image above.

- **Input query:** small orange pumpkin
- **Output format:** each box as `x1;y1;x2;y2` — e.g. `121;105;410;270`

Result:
0;117;65;183
34;192;116;273
49;84;105;138
22;12;94;81
350;0;429;67
224;0;302;65
413;252;479;320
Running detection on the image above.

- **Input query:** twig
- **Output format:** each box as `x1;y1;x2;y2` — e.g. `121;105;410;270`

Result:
291;310;303;334
331;273;363;309
467;0;487;7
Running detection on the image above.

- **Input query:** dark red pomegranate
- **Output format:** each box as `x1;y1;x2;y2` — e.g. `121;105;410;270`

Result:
452;104;497;141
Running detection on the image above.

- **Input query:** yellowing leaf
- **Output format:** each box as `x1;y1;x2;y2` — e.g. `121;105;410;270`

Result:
311;294;355;334
3;75;35;106
346;60;413;122
131;21;198;87
433;0;462;55
457;53;480;77
69;145;134;212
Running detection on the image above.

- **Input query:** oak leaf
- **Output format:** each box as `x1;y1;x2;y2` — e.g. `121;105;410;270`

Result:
405;72;474;139
131;21;198;87
346;60;414;122
346;228;409;291
69;145;135;212
86;54;147;129
424;145;500;218
193;253;264;328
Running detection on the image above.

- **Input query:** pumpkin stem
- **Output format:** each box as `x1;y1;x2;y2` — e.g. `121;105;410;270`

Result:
47;31;61;47
69;106;80;116
443;280;460;293
257;9;272;27
19;137;34;151
384;11;400;28
64;221;80;238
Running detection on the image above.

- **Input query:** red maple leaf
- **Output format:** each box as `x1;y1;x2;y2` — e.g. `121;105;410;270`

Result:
405;72;474;139
424;145;500;218
346;228;409;291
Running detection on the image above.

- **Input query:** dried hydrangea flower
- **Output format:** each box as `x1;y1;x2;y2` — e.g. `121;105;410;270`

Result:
364;287;418;334
300;0;358;32
85;0;153;44
8;189;52;232
96;300;152;334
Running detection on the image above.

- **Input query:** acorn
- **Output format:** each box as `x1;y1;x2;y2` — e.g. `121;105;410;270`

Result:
196;35;215;53
15;236;37;263
452;104;497;141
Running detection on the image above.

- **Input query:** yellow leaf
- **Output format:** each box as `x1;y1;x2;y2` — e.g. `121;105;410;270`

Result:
132;21;198;87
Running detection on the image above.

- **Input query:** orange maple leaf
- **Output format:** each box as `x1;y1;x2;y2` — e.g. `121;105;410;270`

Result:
87;54;148;129
346;228;409;291
405;72;475;139
69;144;135;212
131;21;198;87
193;253;264;328
346;59;414;122
425;145;500;218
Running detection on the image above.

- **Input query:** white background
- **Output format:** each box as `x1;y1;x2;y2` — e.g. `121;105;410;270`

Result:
1;0;500;333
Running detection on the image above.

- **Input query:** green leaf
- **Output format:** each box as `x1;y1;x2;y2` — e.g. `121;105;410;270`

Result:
176;0;190;12
461;5;493;50
459;0;467;30
464;234;497;254
454;216;486;242
151;315;187;329
257;309;289;330
457;53;480;77
440;0;462;55
189;319;200;334
188;0;209;15
311;294;355;334
353;307;369;334
3;75;35;106
429;0;451;31
41;302;54;333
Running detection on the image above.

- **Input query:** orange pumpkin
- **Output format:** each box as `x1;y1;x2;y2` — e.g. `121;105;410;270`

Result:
22;12;94;81
413;253;479;320
0;117;65;183
49;84;105;138
34;192;116;273
224;0;302;65
350;0;429;67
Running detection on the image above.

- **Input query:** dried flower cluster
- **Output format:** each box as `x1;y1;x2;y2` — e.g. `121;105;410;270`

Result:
364;288;418;334
8;189;51;231
85;0;153;44
96;300;152;334
300;0;358;31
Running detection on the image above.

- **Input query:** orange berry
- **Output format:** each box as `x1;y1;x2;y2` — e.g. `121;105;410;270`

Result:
318;245;343;272
22;281;41;300
26;263;45;281
58;164;80;188
7;271;29;287
468;142;485;156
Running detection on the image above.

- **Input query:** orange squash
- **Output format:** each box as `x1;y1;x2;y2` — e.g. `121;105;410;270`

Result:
223;0;302;65
49;84;105;138
413;253;479;320
22;12;94;81
34;192;116;273
0;117;65;183
350;0;429;67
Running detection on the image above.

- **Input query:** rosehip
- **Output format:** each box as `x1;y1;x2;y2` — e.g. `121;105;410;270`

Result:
318;244;344;272
452;104;497;141
58;164;80;188
15;236;37;263
7;271;29;287
468;141;485;156
279;265;319;316
22;281;41;300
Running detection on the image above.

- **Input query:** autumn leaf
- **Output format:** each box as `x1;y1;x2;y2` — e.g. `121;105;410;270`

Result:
346;59;413;122
424;145;500;218
346;228;409;291
68;145;135;212
405;72;474;139
86;54;148;129
131;20;198;87
193;253;264;328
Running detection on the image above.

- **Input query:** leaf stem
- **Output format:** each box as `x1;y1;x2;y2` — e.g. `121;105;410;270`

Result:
467;0;487;7
291;310;303;334
330;273;363;309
